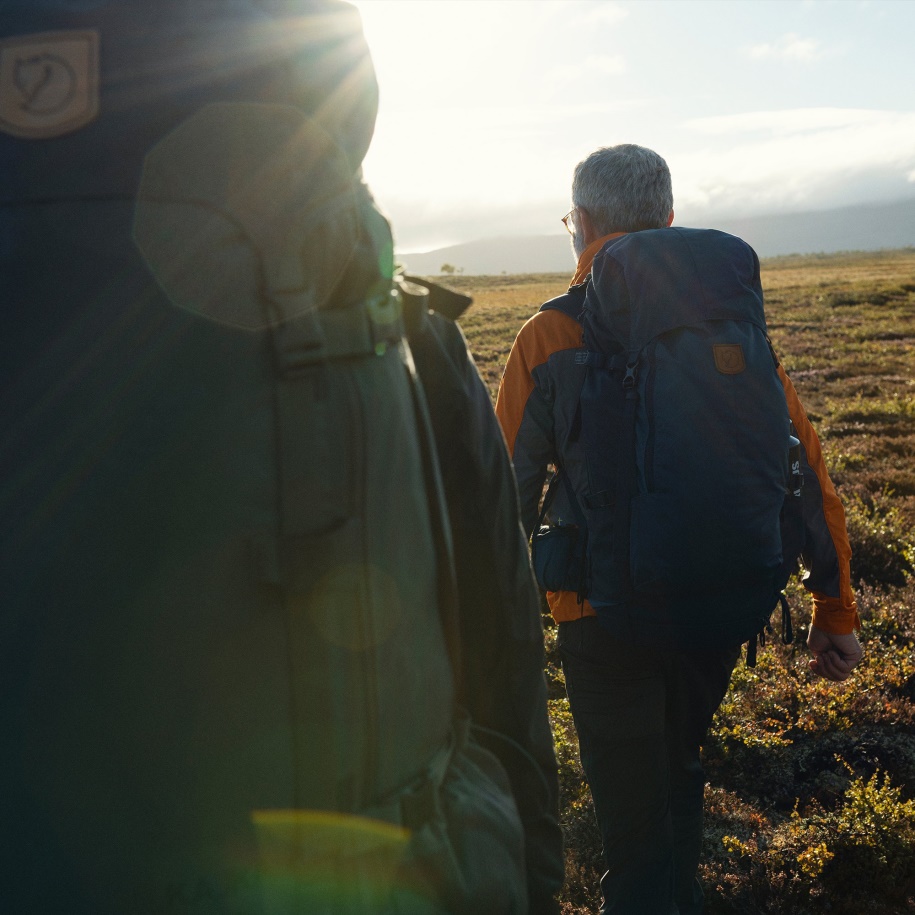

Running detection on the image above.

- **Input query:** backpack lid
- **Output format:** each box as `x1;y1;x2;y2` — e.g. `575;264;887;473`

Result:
584;227;766;353
0;0;378;204
2;0;384;330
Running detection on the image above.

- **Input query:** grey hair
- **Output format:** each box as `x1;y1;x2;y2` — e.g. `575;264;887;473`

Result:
572;144;673;235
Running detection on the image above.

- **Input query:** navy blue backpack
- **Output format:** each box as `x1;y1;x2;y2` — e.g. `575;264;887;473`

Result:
564;227;803;650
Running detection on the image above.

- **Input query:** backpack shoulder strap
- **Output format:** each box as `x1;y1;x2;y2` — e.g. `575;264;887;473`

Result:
539;282;587;321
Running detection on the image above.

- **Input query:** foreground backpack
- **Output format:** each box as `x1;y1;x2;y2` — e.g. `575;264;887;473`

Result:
553;227;803;649
0;3;530;912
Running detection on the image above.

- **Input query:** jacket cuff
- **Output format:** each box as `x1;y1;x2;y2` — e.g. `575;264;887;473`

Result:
810;592;861;634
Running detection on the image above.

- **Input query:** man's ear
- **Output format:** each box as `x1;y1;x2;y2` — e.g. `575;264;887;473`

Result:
578;207;599;246
667;209;674;227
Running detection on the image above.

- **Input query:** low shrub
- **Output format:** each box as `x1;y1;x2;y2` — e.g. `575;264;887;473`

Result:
842;488;915;587
716;769;915;913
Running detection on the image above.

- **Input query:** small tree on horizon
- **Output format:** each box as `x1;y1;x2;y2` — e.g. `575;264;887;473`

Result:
440;263;456;275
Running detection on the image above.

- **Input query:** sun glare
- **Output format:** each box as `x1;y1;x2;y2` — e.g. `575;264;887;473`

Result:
349;0;915;254
354;0;514;187
351;0;573;248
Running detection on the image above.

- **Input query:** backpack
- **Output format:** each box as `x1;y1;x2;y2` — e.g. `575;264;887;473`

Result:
547;227;803;650
0;4;528;912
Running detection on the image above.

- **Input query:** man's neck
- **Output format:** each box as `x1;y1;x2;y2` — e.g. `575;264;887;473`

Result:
570;233;624;286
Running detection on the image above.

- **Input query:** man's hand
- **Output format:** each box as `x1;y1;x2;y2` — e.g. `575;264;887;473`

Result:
807;626;863;682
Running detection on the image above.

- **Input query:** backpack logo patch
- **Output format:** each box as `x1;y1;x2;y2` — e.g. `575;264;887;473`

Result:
713;343;746;374
0;30;99;139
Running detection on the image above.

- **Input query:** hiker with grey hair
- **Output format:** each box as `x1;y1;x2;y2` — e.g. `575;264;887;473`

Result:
496;143;861;914
568;144;675;259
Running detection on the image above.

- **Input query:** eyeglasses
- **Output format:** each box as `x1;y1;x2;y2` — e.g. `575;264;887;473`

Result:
561;207;576;235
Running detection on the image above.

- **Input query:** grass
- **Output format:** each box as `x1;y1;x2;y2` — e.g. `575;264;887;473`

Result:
432;248;915;914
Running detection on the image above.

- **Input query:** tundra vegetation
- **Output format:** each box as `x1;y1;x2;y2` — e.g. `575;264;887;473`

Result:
437;248;915;914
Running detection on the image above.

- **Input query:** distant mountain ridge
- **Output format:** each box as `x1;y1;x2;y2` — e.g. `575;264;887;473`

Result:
397;198;915;276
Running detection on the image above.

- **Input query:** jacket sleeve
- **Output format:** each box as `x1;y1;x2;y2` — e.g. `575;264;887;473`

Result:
779;365;860;634
408;310;564;914
496;311;580;538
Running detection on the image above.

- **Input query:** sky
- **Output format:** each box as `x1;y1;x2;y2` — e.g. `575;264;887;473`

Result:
349;0;915;253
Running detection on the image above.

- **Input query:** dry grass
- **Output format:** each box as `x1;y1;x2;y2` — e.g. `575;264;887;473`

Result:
423;273;570;397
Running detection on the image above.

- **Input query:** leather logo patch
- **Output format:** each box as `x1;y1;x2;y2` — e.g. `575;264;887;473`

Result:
713;343;746;374
0;30;99;139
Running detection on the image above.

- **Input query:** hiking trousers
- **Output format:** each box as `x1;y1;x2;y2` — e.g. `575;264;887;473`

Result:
557;617;739;915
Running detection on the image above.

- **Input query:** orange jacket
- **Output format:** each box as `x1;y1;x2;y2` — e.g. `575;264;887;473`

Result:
496;235;859;635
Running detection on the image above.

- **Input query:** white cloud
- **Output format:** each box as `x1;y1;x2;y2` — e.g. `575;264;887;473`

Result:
748;32;825;62
672;109;915;216
686;108;886;137
548;54;627;87
579;3;629;27
582;54;627;76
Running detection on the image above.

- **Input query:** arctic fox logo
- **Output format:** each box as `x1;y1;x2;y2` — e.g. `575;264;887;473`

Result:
0;30;99;138
14;53;76;114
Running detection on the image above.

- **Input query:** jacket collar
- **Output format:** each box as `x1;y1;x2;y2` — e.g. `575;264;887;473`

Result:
570;232;625;286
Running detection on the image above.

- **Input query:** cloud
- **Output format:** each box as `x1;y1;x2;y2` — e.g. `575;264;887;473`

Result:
373;103;915;247
686;108;885;137
747;32;825;62
582;54;626;76
548;54;627;87
672;109;915;217
578;3;628;27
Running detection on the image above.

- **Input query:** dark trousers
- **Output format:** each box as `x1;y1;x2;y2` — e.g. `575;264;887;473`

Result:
558;617;739;915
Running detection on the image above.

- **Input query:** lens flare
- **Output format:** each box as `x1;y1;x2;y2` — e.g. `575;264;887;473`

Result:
251;809;415;910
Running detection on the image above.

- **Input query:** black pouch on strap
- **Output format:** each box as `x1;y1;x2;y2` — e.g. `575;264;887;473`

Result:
530;468;589;596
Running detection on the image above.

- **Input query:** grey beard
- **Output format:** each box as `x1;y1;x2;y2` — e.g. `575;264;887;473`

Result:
571;230;587;260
